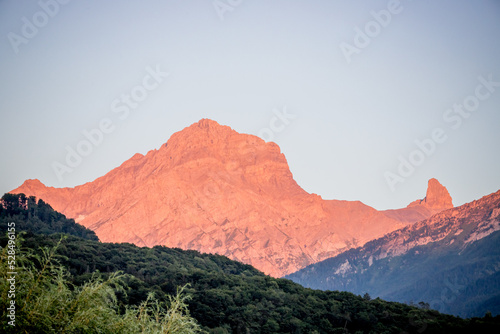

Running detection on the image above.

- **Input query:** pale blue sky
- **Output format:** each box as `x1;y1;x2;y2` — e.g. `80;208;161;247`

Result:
1;0;499;210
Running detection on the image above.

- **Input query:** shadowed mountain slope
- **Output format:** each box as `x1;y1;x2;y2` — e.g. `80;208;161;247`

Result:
286;189;500;317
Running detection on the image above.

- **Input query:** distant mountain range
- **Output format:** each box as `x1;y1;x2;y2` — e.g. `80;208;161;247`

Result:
286;189;500;317
11;119;454;277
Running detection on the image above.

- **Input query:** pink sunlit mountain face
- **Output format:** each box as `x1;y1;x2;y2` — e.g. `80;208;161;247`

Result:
11;119;453;277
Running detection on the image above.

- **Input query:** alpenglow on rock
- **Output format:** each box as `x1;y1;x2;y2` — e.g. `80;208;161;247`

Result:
408;178;453;211
11;119;453;277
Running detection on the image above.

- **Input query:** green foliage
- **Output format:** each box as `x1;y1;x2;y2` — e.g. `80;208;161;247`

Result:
3;233;498;334
0;193;98;241
0;237;203;333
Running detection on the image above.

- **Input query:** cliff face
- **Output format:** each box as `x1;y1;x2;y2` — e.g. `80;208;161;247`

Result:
11;119;452;277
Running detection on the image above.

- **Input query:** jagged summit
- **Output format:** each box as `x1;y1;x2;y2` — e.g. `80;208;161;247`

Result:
169;119;241;144
162;119;279;166
408;178;453;211
177;119;234;138
424;178;453;208
382;178;454;223
10;119;454;277
195;118;225;129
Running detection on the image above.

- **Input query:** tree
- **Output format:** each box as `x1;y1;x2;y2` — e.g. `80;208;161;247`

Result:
418;301;430;310
0;238;204;333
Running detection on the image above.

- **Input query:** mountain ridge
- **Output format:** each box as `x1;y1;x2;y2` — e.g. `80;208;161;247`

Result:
286;188;500;317
12;119;454;277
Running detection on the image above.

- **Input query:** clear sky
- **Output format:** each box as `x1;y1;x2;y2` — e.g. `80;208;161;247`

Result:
1;0;499;210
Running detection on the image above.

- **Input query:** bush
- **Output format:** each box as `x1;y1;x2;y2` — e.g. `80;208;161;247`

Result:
0;237;203;333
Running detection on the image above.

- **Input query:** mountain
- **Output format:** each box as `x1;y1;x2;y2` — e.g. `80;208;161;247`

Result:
286;189;500;317
4;198;498;333
11;119;452;277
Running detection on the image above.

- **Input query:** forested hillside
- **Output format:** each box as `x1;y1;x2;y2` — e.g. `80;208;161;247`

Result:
2;193;500;333
0;193;98;241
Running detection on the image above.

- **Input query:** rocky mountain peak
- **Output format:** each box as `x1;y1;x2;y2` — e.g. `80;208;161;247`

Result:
196;118;224;129
425;178;453;208
169;119;236;145
407;178;453;212
10;120;455;277
18;178;45;190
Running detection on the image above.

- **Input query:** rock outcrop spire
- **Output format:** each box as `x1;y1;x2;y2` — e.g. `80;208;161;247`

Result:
408;178;453;213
